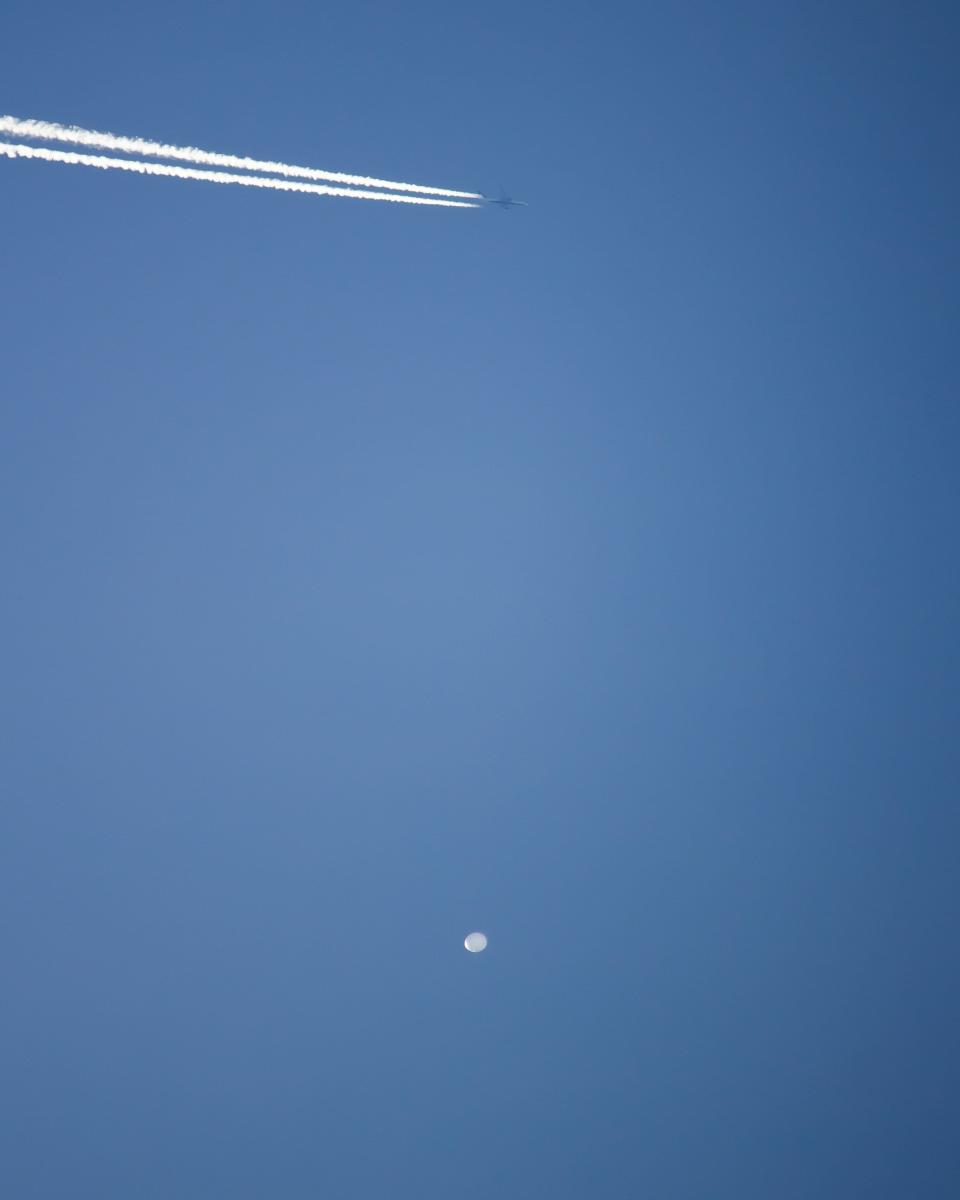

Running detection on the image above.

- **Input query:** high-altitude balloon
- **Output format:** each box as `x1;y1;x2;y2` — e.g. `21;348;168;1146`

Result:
464;931;488;953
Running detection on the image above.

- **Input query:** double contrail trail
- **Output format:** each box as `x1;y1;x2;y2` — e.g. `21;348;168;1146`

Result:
0;142;479;207
0;114;480;203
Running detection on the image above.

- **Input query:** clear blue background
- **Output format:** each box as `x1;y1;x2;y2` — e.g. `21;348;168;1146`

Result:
2;3;958;1196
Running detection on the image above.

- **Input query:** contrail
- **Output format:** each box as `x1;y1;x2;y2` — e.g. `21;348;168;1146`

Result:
0;142;480;207
0;115;481;200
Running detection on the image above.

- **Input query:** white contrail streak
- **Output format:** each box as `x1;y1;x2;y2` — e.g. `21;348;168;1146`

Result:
0;115;481;200
0;142;480;207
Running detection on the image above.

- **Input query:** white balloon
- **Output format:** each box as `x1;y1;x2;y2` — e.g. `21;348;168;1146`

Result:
464;931;488;953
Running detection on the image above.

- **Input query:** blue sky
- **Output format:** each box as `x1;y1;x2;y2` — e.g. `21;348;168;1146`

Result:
2;2;959;1197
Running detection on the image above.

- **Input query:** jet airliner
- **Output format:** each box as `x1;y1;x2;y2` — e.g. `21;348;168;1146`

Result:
483;188;528;209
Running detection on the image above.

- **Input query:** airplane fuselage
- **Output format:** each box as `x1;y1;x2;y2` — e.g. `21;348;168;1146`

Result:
483;195;527;209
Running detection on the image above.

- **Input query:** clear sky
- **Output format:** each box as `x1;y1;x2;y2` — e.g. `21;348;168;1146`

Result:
2;3;958;1197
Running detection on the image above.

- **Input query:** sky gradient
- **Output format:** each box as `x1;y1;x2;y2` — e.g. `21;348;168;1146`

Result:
2;2;959;1197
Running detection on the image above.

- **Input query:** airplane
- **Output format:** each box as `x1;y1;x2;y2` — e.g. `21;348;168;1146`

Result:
482;188;528;210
